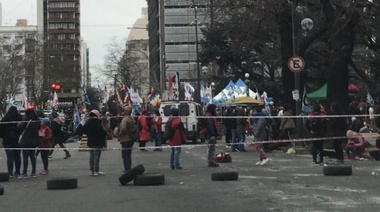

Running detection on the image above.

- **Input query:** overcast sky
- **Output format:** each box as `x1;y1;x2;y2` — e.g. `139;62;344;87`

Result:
0;0;147;84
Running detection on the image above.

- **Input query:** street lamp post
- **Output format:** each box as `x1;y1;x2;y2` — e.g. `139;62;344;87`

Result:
193;4;202;104
290;0;303;140
244;73;250;97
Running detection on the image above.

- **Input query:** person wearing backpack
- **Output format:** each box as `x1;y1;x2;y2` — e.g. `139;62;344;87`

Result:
306;104;327;164
329;102;348;163
119;106;138;173
167;108;186;170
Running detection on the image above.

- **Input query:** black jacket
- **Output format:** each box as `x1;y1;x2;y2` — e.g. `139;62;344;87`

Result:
17;114;41;148
0;114;22;147
83;118;107;148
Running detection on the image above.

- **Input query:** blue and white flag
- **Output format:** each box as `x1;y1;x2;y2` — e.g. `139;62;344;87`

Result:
73;105;81;130
367;91;375;106
301;86;309;114
82;85;91;105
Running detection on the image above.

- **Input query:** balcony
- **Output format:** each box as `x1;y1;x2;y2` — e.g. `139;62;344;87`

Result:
48;28;80;34
48;18;80;23
48;7;79;12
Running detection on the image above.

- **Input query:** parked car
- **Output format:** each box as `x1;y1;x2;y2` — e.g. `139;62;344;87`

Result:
159;101;203;144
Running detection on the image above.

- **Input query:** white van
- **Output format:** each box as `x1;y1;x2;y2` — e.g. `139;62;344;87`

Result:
159;100;203;144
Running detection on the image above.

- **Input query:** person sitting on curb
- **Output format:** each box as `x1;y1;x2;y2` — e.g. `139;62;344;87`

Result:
345;130;365;160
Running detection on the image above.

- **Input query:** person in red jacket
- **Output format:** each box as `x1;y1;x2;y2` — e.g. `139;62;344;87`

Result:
138;110;151;151
168;108;186;170
152;110;163;151
38;117;53;175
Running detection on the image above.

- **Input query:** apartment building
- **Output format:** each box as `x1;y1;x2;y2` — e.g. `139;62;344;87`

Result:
0;20;39;110
37;0;82;106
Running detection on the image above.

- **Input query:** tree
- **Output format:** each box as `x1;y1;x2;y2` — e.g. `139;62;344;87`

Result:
98;38;149;95
199;0;380;112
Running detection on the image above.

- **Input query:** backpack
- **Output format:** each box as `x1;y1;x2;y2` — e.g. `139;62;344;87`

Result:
198;117;208;135
128;121;139;141
308;113;325;134
164;119;175;139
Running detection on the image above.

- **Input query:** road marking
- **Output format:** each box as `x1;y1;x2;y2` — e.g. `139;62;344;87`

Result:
240;175;278;180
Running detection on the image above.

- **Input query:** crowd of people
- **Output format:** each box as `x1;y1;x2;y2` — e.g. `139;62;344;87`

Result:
0;107;72;178
1;97;380;179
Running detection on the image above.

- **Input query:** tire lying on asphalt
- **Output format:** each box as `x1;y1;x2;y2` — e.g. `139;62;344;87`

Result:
211;171;239;181
323;164;353;176
0;172;9;182
133;173;165;186
47;177;78;190
119;164;145;185
0;185;4;195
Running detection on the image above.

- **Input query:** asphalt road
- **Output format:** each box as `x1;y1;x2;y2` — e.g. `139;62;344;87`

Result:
1;138;380;212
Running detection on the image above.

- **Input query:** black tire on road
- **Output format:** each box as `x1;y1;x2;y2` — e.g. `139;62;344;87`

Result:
119;164;145;185
47;177;78;190
323;164;353;176
211;171;239;181
134;173;165;186
0;172;9;182
0;185;4;195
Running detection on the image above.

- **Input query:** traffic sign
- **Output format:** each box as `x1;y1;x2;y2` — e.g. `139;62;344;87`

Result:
288;55;305;73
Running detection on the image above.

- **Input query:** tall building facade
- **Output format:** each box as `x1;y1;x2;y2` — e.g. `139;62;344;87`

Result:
147;0;208;94
127;8;149;96
0;22;39;110
37;0;82;104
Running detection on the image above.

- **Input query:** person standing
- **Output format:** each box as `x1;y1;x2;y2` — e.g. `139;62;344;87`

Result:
250;107;270;166
167;108;186;170
223;108;233;146
228;109;238;152
18;109;41;178
204;104;220;167
118;106;137;173
306;104;327;164
38;118;53;175
278;105;296;147
152;110;163;151
83;109;107;176
329;102;348;163
0;106;22;178
236;108;247;152
137;110;150;151
49;112;71;159
368;106;377;132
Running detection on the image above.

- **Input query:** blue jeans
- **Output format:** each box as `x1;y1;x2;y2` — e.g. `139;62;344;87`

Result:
170;147;181;168
207;136;216;163
89;149;102;172
231;129;238;151
22;149;36;174
154;131;162;147
4;144;21;176
237;133;246;151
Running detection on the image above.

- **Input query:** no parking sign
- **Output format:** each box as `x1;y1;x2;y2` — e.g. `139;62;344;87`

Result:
288;56;305;73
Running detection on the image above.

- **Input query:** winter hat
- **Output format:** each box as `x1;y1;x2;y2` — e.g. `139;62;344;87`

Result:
346;130;356;139
41;117;50;125
170;108;179;116
124;106;133;115
90;109;101;118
